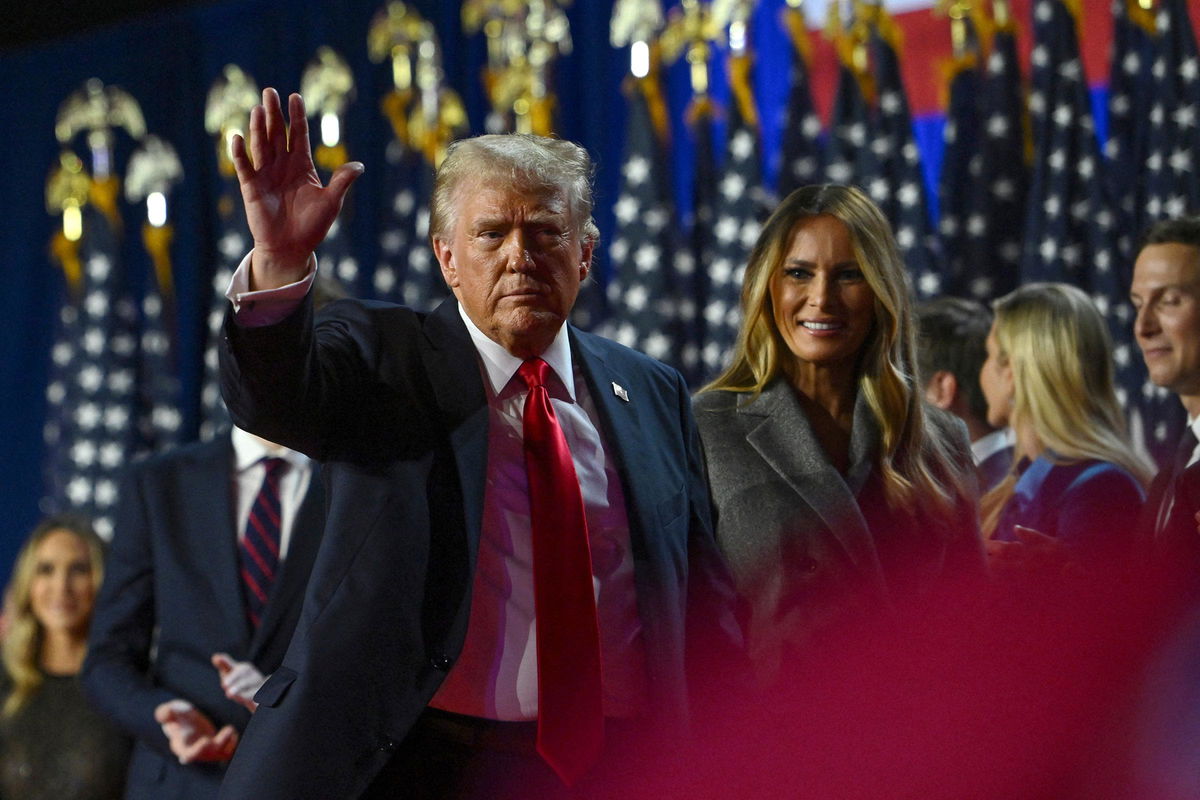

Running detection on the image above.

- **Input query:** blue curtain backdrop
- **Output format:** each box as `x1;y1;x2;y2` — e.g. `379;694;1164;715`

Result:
0;0;1109;577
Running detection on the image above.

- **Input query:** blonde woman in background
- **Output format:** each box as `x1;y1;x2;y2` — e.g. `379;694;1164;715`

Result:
979;283;1152;560
694;184;984;689
0;515;129;799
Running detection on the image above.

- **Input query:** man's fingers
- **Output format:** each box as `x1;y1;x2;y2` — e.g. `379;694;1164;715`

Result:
263;88;287;160
230;134;256;184
154;698;194;724
288;92;312;161
248;103;270;172
212;652;234;676
327;162;365;204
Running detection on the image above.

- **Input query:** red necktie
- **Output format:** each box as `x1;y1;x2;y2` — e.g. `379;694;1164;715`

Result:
518;358;604;786
240;457;286;629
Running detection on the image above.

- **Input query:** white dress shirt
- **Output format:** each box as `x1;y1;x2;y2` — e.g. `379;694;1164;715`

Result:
226;253;648;720
230;425;314;560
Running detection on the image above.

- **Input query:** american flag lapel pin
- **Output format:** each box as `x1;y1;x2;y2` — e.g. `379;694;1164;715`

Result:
611;382;629;402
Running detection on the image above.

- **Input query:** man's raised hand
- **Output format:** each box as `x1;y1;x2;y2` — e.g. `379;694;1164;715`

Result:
230;88;363;290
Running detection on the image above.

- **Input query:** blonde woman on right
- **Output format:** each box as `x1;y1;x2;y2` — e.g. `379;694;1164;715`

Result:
979;282;1152;562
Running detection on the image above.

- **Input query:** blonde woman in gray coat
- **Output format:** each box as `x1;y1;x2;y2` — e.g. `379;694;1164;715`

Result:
694;185;983;688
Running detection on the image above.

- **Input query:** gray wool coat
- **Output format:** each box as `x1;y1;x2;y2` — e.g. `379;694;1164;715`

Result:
693;376;984;688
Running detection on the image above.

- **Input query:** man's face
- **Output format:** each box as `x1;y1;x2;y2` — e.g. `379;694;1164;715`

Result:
1131;242;1200;399
432;181;592;359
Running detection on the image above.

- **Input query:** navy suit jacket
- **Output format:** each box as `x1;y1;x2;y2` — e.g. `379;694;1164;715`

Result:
215;297;741;800
82;435;325;800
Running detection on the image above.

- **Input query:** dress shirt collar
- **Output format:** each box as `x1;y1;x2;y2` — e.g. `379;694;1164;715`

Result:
456;303;576;400
231;425;310;474
972;426;1015;466
1184;415;1200;468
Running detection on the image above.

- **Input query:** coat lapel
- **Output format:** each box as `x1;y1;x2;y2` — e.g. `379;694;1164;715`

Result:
250;468;325;659
741;380;884;576
419;300;491;567
570;331;652;551
190;437;252;647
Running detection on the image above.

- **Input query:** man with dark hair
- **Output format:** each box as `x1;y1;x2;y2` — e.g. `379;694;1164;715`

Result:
214;88;740;800
82;277;345;800
916;297;1013;492
1131;215;1200;567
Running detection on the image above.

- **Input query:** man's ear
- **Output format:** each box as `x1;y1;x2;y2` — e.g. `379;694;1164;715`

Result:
924;370;958;409
431;237;459;288
579;238;595;282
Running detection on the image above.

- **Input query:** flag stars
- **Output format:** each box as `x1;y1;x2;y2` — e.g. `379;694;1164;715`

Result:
634;244;660;273
94;479;118;507
625;284;649;312
967;214;987;237
83;329;105;355
622;155;650;185
714;215;740;244
78;366;103;392
720;172;746;201
76;403;102;430
987;114;1010;138
104;406;130;432
1174;105;1197;130
614;191;643;220
87;254;112;282
67;477;92;506
71;441;97;467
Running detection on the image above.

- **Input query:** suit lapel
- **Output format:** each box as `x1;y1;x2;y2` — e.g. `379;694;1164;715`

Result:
741;380;883;575
250;468;325;659
419;300;491;566
192;437;252;647
570;332;653;554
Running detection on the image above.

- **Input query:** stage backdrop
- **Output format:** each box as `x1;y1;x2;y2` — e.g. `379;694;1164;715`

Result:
0;0;1189;579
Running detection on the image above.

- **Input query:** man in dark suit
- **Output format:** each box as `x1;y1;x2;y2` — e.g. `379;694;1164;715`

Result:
82;427;325;800
916;297;1014;492
1131;216;1200;569
215;88;740;800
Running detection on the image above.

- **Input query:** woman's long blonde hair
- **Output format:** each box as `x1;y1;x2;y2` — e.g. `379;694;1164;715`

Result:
979;283;1154;535
702;184;970;515
2;515;104;717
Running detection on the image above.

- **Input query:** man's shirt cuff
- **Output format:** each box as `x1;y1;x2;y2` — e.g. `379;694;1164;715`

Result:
225;251;317;327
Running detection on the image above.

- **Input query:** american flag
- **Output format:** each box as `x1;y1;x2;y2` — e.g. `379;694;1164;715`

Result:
937;32;983;299
373;133;444;310
134;234;182;454
777;7;824;198
699;53;769;383
867;17;943;300
43;197;140;540
199;172;249;441
677;101;718;386
1142;0;1200;224
318;185;361;296
1134;0;1198;462
824;54;875;190
1105;0;1159;262
953;14;1028;304
1022;0;1139;415
599;77;684;364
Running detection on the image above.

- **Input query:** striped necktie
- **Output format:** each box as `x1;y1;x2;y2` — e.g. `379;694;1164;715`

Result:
240;456;287;628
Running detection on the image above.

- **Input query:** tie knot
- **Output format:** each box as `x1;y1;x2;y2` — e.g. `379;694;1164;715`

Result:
518;358;551;389
262;456;288;478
